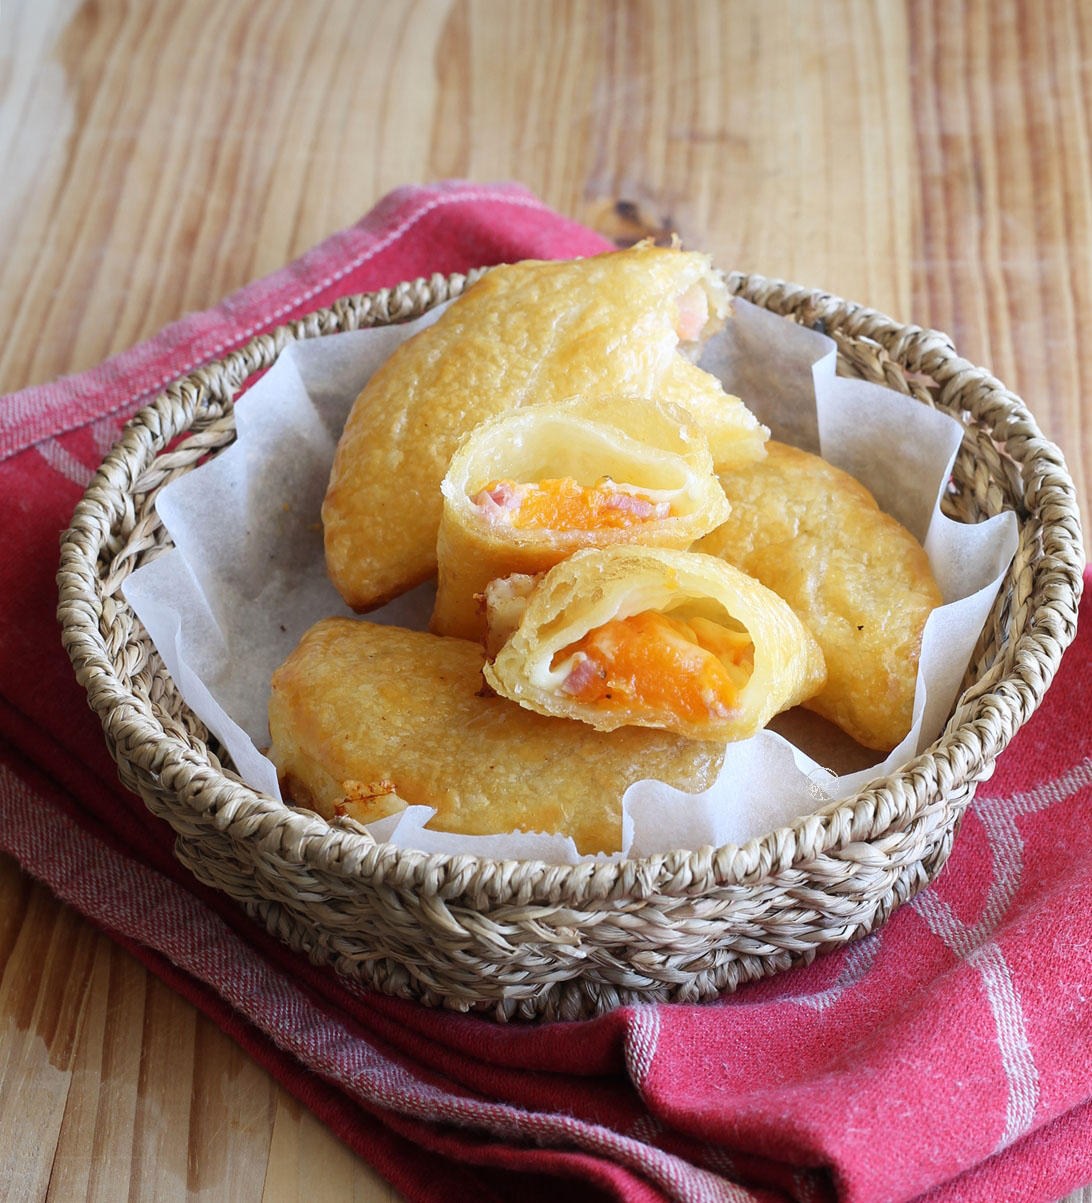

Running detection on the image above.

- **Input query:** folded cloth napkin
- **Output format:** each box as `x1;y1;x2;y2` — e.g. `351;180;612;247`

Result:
1;180;1089;1203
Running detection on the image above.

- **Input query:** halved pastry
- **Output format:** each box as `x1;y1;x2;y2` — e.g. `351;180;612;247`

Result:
268;618;725;855
483;546;826;742
323;242;768;611
693;441;943;751
430;395;732;641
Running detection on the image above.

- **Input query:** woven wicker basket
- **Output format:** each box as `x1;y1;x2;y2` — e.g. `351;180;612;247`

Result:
58;268;1084;1021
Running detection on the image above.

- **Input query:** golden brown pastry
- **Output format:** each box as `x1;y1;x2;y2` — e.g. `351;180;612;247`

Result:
694;441;943;751
268;618;725;855
323;243;768;611
430;395;732;641
483;546;826;743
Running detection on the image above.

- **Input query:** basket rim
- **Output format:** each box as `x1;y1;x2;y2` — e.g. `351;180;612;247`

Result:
57;265;1086;903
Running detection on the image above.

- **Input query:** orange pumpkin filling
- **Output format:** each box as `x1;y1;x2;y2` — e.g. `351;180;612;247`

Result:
554;610;755;722
471;477;671;530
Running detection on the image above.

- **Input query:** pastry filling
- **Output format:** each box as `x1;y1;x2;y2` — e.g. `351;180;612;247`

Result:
553;610;754;721
675;281;710;343
470;477;671;530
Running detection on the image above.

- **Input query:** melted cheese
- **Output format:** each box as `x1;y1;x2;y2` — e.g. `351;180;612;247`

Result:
471;477;671;531
553;610;754;722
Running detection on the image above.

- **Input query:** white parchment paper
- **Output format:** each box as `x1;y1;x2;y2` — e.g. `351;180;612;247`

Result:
123;297;1018;862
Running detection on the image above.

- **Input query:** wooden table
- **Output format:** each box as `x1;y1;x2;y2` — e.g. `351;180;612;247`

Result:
2;1;1088;1198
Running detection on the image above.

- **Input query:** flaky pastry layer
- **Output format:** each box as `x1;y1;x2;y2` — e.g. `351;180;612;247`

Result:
430;395;732;640
694;441;943;751
323;244;767;611
268;619;725;855
483;546;826;742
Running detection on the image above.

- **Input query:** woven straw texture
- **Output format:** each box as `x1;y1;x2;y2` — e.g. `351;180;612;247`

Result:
58;269;1085;1021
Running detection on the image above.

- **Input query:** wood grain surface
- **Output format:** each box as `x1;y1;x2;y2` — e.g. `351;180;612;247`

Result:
1;0;1089;1199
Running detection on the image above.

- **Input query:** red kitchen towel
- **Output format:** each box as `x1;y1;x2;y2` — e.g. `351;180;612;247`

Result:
1;179;1089;1203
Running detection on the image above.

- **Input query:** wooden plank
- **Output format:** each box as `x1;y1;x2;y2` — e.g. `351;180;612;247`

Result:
0;863;98;1203
46;942;145;1203
262;1092;396;1203
127;977;200;1202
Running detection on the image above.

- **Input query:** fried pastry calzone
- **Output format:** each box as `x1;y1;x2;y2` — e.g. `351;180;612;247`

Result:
430;395;732;641
482;547;826;743
694;441;943;751
323;243;769;611
268;619;725;855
